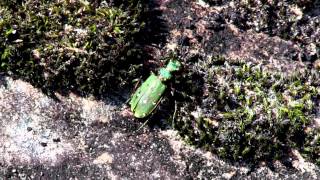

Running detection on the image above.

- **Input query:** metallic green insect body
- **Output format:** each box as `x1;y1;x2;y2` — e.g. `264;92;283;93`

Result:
130;59;181;118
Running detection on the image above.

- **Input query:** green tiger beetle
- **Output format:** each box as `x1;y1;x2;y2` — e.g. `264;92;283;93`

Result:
129;59;181;118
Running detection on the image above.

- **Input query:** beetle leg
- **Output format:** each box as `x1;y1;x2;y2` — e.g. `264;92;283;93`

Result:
133;78;142;90
172;100;177;128
133;118;150;134
174;89;195;101
120;107;134;117
170;82;175;96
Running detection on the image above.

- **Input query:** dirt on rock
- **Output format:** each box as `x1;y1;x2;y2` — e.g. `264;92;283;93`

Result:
1;0;320;179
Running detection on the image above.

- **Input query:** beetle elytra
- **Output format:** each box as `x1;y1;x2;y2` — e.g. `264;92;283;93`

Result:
130;59;181;118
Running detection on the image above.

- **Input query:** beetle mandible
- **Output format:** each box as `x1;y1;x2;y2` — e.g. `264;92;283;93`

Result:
129;59;181;118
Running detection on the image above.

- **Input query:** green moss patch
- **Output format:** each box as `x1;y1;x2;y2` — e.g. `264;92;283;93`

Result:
174;57;320;164
0;0;145;96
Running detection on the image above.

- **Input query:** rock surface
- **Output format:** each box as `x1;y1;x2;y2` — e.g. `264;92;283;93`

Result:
0;76;319;179
1;0;320;179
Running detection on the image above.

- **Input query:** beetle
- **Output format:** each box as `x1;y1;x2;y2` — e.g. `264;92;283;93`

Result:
129;59;181;118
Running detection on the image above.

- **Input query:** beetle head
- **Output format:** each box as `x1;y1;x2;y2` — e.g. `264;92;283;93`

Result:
166;59;181;72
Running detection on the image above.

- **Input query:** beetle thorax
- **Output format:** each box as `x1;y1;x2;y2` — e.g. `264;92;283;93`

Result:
158;68;172;81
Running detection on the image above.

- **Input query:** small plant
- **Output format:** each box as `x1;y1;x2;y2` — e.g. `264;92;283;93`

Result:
0;0;146;95
219;0;320;61
174;56;320;164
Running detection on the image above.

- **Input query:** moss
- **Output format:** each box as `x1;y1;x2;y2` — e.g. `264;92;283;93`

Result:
301;128;320;165
0;0;146;96
222;0;320;61
173;56;320;164
202;0;320;61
